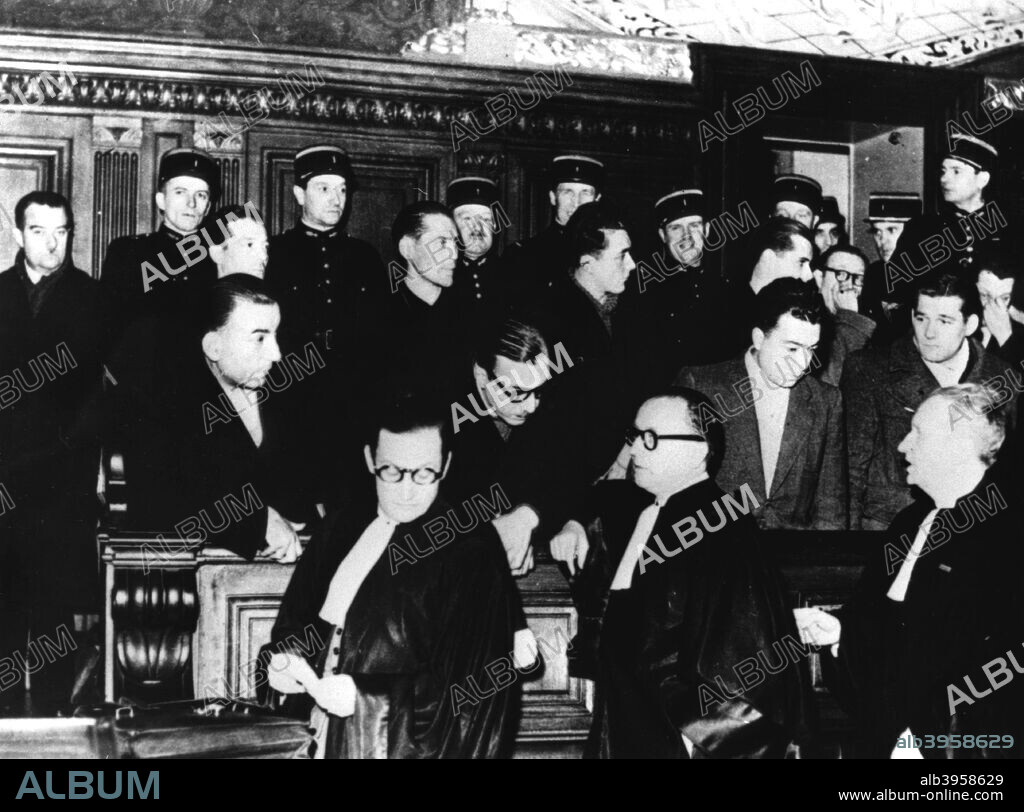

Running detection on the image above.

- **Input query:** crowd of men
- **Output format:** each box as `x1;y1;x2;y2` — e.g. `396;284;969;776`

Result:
1;131;1021;758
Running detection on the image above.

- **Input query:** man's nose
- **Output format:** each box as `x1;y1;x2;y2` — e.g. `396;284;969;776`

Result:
267;337;282;364
522;394;539;414
800;265;813;282
400;478;416;500
923;320;937;339
625;253;636;273
44;232;58;250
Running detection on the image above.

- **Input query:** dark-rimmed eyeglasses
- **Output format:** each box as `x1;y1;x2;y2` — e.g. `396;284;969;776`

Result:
373;465;443;485
826;268;865;287
625;427;705;451
486;373;544;405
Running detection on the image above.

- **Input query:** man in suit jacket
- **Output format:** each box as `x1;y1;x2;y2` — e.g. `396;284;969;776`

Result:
797;384;1023;759
118;275;311;563
675;278;847;530
0;192;108;714
843;272;1015;530
973;247;1024;366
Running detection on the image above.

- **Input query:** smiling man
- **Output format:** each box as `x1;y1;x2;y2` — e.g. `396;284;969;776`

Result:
843;272;1016;529
675;278;846;530
0;191;108;714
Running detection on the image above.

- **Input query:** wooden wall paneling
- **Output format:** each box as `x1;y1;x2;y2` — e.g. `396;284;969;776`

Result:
248;126;453;262
194;120;246;208
92;117;142;278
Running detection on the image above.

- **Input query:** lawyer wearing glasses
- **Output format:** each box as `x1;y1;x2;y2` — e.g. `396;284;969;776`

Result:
554;388;810;758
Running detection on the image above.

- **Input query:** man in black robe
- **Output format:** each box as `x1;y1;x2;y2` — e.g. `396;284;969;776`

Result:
798;383;1023;758
554;388;810;758
264;392;521;758
0;192;108;714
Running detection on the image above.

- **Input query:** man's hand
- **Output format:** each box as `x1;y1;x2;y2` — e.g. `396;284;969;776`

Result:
267;652;307;694
492;505;539;576
835;281;860;313
513;627;539;670
309;674;356;717
549;520;589;576
985;299;1013;346
261;506;302;563
793;607;841;653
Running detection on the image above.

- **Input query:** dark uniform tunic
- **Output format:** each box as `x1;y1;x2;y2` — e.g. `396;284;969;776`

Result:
889;202;1018;303
264;221;388;504
101;224;217;344
627;249;730;378
500;222;573;308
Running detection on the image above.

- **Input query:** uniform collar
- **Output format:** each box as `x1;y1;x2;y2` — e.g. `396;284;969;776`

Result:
300;219;343;239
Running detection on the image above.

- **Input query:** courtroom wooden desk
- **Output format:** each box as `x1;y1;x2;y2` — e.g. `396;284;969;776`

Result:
99;527;874;758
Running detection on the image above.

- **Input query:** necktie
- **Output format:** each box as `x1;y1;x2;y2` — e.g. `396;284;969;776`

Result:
320;513;397;626
610;500;662;591
887;509;939;602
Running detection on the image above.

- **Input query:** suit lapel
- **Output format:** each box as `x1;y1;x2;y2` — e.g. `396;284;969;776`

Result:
769;380;813;495
725;359;767;500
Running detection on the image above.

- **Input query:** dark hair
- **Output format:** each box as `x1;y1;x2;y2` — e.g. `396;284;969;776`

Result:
474;316;550;373
199;274;278;335
366;390;452;459
753;278;825;333
974;246;1018;282
204;203;265;247
913;272;982;320
15;191;74;232
646;386;726;479
820;244;869;272
391;201;454;249
566;200;630;269
750;218;814;260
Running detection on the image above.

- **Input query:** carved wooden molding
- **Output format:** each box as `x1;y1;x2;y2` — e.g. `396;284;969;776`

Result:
0;34;693;151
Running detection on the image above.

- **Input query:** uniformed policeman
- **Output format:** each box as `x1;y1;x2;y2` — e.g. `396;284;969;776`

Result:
502;154;605;306
264;144;387;360
863;192;921;341
891;133;1017;301
446;175;503;312
101;147;220;341
770;174;823;230
632;188;728;376
263;144;387;505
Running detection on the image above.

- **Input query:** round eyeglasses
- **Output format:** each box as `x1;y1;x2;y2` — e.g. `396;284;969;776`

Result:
373;465;443;485
625;427;706;451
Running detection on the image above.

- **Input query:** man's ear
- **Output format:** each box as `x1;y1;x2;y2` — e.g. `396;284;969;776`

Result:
472;362;489;391
364;444;375;475
201;330;223;362
548;189;557;209
13;228;24;249
966;313;980;336
658;226;667;246
752;327;766;351
154;191;166;214
292;185;306;209
398;234;416;267
210;243;226;268
978;170;991;193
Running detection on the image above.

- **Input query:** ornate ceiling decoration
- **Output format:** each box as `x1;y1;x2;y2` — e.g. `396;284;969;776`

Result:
405;0;1024;77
